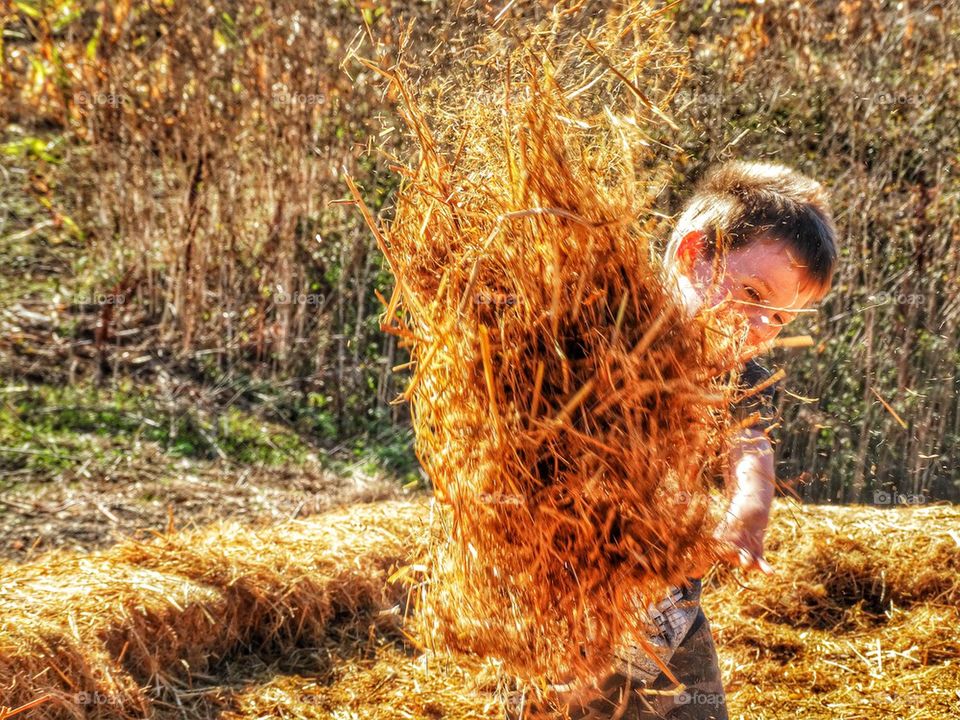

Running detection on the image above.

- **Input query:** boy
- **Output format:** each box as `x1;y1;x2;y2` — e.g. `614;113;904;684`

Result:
554;160;838;720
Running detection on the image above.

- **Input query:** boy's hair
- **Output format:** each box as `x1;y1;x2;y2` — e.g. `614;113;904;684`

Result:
665;161;838;295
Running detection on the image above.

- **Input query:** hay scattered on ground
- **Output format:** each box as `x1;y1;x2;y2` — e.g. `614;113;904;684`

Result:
350;1;752;683
1;501;958;719
221;642;500;720
218;502;960;720
0;501;429;720
712;502;960;629
705;502;960;720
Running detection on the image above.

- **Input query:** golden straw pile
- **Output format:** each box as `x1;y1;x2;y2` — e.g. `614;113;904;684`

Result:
221;502;960;720
0;501;429;720
704;502;960;719
1;500;957;719
349;2;753;682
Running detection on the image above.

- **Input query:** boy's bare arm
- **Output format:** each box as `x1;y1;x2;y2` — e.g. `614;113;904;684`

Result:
718;427;775;574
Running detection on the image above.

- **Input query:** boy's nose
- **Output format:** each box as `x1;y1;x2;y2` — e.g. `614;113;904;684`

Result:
749;314;780;344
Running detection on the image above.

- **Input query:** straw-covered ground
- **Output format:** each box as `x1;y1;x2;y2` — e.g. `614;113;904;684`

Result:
1;498;957;720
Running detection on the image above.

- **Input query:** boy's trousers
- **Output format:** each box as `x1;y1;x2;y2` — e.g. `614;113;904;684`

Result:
553;578;728;720
558;608;728;720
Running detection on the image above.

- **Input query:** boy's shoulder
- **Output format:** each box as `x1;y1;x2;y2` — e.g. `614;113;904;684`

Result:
733;359;779;431
739;358;776;394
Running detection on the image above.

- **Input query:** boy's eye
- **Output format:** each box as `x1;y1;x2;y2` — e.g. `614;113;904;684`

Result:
743;285;762;302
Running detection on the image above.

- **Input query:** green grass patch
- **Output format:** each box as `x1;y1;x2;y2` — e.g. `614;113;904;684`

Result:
0;382;312;474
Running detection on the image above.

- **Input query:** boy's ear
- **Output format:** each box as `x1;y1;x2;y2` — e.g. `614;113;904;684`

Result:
676;230;706;273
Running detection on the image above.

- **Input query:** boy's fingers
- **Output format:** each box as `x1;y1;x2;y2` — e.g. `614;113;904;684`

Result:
716;536;770;572
730;545;774;574
739;549;774;575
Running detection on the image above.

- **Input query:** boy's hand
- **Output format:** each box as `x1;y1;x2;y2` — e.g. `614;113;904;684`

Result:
717;427;776;574
716;498;773;574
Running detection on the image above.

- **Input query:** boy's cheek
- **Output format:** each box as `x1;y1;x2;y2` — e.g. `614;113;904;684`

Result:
747;322;779;345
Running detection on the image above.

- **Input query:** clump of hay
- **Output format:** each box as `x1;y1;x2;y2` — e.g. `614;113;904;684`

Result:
0;501;429;719
349;2;753;682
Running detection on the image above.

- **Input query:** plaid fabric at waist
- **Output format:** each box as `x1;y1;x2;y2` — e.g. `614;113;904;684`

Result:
611;577;703;684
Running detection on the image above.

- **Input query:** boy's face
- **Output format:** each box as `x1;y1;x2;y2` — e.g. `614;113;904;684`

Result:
677;232;825;348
